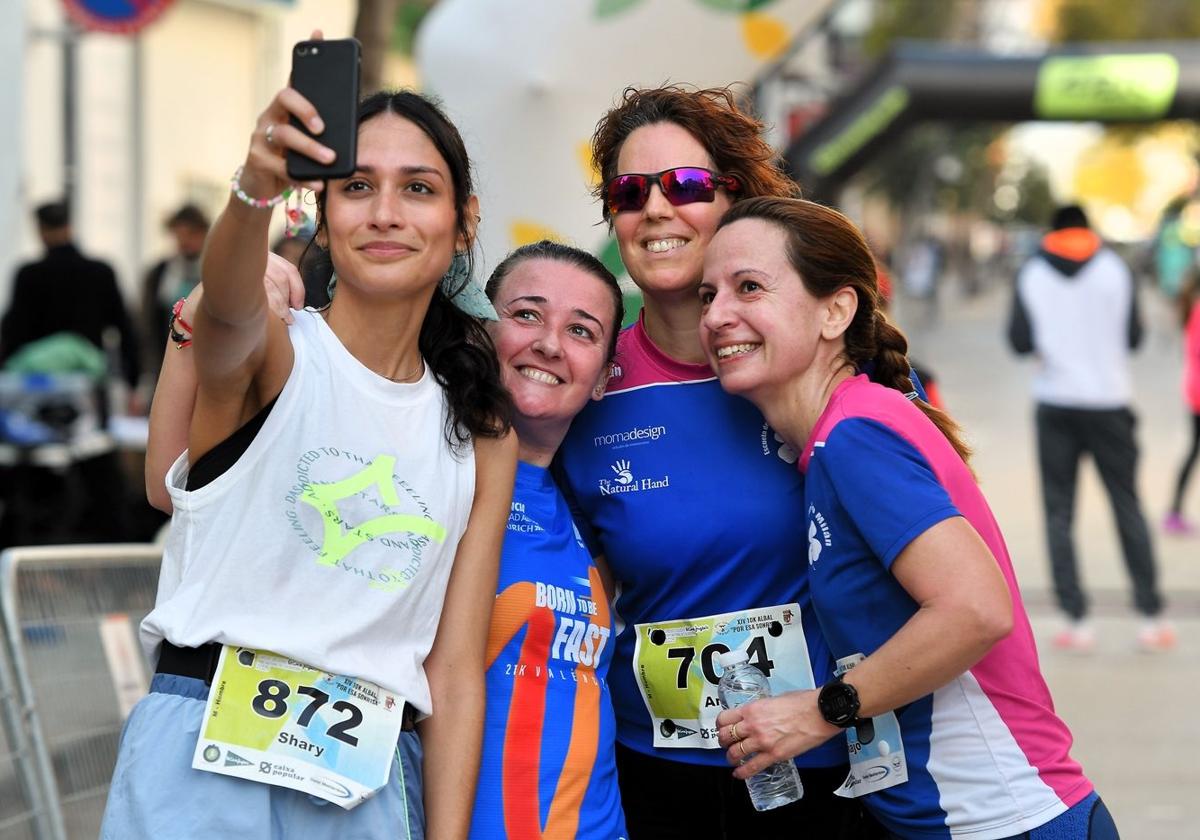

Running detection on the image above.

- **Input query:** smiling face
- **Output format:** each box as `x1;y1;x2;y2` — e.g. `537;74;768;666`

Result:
322;113;462;299
488;257;616;435
612;122;733;300
699;218;838;401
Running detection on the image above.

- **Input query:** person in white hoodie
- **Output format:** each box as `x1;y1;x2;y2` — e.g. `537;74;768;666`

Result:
1008;203;1171;653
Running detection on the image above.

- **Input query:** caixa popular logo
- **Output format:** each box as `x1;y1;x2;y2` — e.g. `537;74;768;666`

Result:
597;459;670;496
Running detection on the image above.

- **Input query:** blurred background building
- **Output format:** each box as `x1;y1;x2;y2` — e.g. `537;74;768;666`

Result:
7;0;1200;308
4;0;362;307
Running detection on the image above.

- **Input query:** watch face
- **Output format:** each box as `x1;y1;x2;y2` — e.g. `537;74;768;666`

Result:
820;681;860;726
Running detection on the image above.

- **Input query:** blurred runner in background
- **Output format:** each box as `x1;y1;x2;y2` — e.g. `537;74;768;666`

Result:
1009;204;1171;654
1164;269;1200;536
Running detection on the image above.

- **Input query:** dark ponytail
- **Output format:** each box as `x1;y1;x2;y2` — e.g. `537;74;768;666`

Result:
718;197;972;465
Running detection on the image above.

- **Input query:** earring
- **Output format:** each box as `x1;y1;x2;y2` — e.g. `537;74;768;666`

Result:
326;272;338;301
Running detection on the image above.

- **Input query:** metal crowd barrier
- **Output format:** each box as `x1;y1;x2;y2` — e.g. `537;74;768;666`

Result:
0;545;162;840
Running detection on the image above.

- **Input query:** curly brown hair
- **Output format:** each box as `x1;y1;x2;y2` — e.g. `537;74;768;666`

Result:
591;85;800;224
718;197;972;465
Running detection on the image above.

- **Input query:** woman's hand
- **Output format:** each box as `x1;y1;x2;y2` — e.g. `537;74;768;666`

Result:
237;30;332;202
716;691;841;780
263;252;306;323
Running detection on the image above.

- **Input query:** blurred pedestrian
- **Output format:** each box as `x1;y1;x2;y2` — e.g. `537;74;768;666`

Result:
1152;196;1198;303
141;203;208;385
901;232;943;326
1164;270;1200;536
1;200;141;400
0;200;141;545
1008;204;1172;653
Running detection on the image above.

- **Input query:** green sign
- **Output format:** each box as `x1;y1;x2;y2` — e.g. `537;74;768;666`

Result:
1035;54;1179;120
810;86;910;177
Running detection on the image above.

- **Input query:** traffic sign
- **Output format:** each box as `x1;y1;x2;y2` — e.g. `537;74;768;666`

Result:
61;0;176;34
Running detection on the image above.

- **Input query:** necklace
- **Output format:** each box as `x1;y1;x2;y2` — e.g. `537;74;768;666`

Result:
381;358;425;383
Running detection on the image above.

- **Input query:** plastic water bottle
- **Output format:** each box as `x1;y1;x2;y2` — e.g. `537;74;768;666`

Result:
717;649;804;811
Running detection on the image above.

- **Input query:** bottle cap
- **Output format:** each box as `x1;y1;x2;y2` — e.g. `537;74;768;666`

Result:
717;649;749;668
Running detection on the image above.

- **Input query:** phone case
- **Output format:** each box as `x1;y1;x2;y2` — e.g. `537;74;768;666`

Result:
287;39;361;181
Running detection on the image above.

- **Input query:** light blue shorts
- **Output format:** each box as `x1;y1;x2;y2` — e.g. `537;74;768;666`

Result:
101;673;424;840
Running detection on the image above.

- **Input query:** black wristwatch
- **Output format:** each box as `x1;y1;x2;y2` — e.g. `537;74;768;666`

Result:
817;675;861;728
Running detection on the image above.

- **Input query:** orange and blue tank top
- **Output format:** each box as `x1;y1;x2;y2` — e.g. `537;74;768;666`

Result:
471;461;625;838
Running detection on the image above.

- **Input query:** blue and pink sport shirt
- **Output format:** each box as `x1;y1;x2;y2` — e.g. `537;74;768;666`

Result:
801;374;1092;838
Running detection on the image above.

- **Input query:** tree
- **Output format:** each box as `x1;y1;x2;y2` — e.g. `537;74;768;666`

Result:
1053;0;1200;41
353;0;435;93
354;0;401;94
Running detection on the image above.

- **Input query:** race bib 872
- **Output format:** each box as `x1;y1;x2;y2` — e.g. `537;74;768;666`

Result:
191;647;406;808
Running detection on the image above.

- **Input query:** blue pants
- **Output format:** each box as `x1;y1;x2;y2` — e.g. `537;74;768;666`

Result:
101;674;424;840
1020;792;1119;840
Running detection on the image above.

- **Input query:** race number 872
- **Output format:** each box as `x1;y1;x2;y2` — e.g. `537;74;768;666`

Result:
251;679;363;746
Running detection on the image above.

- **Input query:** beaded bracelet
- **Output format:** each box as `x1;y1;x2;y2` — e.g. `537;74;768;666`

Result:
230;166;293;209
169;297;194;349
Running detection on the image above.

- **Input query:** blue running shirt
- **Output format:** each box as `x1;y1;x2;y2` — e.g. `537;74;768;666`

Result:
557;314;843;767
471;462;626;839
802;376;1092;838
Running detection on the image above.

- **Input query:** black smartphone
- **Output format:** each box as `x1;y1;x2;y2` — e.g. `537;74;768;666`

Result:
286;38;361;181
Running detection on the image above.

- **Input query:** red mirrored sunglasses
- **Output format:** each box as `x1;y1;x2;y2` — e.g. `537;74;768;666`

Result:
603;167;741;216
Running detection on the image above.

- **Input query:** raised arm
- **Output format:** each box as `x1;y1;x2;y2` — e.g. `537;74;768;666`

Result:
189;86;332;459
418;429;517;840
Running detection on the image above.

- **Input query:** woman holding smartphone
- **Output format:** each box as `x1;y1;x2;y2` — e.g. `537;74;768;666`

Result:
702;198;1116;839
101;77;516;839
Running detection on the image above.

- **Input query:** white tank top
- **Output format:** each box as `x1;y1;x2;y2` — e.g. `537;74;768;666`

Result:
142;310;476;711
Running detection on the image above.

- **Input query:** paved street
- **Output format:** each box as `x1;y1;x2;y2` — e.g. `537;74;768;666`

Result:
892;271;1196;839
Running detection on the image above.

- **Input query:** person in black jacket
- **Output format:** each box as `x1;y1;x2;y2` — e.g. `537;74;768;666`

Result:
0;201;141;392
0;201;142;545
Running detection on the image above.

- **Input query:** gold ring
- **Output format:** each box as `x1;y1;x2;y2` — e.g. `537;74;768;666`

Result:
730;722;740;742
265;124;276;145
738;740;748;758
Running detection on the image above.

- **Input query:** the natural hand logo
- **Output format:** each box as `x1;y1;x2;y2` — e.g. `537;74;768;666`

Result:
807;520;823;566
300;454;446;566
611;459;634;485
